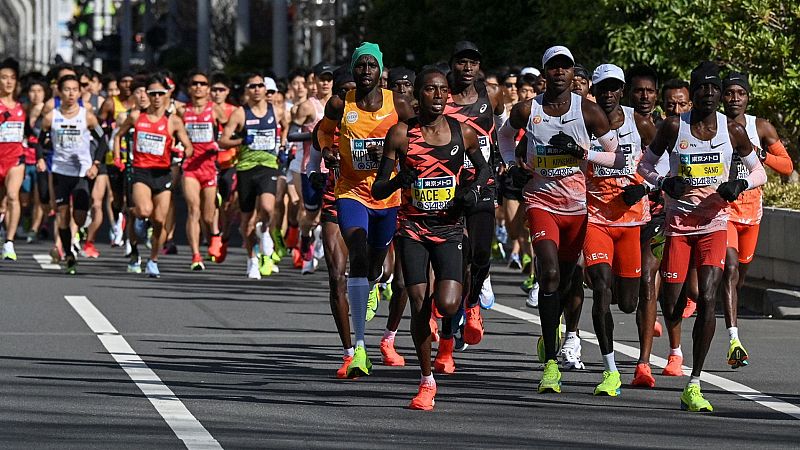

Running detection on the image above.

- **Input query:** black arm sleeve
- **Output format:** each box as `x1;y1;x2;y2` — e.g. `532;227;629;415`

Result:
465;146;492;189
287;122;312;142
90;126;110;164
371;155;403;200
35;128;51;160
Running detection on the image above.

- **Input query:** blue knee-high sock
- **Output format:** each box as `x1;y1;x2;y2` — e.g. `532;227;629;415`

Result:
347;277;370;347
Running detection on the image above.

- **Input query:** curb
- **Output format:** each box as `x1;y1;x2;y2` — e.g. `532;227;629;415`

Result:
740;280;800;319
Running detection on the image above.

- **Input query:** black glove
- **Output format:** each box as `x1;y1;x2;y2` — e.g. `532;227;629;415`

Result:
508;164;531;188
661;176;689;199
395;167;419;188
309;171;327;190
549;131;585;159
621;184;649;206
717;179;748;202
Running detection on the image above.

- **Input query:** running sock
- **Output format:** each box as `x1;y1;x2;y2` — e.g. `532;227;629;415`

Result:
728;326;739;342
343;347;354;358
420;373;435;386
58;227;73;258
383;328;397;341
260;226;274;256
602;352;617;372
566;331;578;341
670;346;683;357
347;277;370;348
688;376;701;386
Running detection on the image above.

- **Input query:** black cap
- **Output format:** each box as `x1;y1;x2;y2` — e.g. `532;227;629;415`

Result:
388;67;416;86
723;71;750;94
689;61;722;94
452;41;481;60
333;65;354;91
573;64;590;81
313;62;336;77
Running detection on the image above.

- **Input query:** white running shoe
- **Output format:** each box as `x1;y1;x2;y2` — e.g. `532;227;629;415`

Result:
526;282;540;308
560;335;585;370
301;258;318;275
313;225;324;259
247;257;261;279
479;275;495;309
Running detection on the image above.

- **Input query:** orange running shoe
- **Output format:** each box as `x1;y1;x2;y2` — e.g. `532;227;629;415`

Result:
431;302;443;319
429;316;439;343
336;356;354;379
215;241;228;264
82;241;100;258
682;298;697;318
380;338;406;366
408;382;437;410
434;337;456;374
208;235;223;260
632;363;656;388
292;248;303;269
285;225;299;249
662;354;684;376
463;304;484;345
653;320;663;337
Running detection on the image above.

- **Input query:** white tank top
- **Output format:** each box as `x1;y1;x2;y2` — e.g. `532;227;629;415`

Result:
727;114;763;225
665;111;733;235
51;106;93;177
523;93;591;215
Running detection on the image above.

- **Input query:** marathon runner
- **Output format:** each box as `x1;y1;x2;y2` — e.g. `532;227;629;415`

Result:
627;65;661;126
209;72;237;263
720;72;793;368
0;58;26;261
637;61;766;411
372;67;489;410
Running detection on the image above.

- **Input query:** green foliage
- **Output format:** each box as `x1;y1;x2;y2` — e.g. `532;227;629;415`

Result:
763;173;800;209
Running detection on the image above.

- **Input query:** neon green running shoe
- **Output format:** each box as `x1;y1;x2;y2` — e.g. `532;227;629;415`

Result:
2;241;17;261
727;338;749;368
538;359;562;393
594;370;622;396
65;255;77;275
271;229;287;258
259;254;274;276
521;274;536;293
522;253;532;270
346;346;373;378
537;315;562;363
680;384;713;412
381;282;393;304
366;284;380;322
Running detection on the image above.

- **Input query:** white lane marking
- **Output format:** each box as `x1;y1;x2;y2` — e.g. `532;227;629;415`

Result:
33;254;60;270
491;302;800;420
65;296;223;449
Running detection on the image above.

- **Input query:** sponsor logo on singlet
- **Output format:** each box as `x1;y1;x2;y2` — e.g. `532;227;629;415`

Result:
346;111;358;123
679;152;723;186
411;175;455;211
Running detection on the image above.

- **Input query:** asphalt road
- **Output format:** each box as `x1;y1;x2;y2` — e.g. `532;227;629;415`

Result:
1;239;798;449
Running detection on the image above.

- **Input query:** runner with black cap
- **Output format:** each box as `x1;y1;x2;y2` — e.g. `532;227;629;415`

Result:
720;71;793;369
388;67;416;102
638;61;766;411
572;65;591;98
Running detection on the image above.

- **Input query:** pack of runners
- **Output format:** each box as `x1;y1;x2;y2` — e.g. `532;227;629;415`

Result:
0;41;792;412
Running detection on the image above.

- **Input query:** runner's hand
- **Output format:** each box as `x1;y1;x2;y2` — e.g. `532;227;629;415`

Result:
508;164;531;188
367;144;384;162
660;176;688;199
113;157;126;172
322;147;340;170
717;179;748;202
309;171;327;190
621;184;649;206
396;167;419;188
549;131;585;159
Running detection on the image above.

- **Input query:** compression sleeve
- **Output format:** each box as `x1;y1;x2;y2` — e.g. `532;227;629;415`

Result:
305;145;323;173
497;120;518;164
741;151;767;189
637;147;664;187
371;156;402;200
585;130;625;168
287;122;312;142
764;141;793;176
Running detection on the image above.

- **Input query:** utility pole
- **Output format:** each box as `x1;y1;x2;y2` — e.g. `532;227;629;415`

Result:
272;0;288;77
236;0;250;53
197;0;210;70
92;0;103;71
120;0;131;71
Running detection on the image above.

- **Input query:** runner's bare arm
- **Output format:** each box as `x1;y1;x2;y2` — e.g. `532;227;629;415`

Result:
371;123;411;200
171;114;194;159
113;110;138;161
218;107;245;149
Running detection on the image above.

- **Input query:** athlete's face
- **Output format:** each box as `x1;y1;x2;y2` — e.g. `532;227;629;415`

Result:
91;75;103;95
337;82;356;99
59;80;81;107
0;69;17;95
451;55;480;87
246;76;266;103
119;77;133;97
692;83;721;114
189;75;210;101
380;69;389;89
722;85;749;118
210;83;229;105
504;76;518;103
353;55;381;90
390;80;414;98
534;75;547;94
571;76;590;98
106;80;120;98
306;74;318;97
629;76;657;114
290;75;307;100
417;73;449;116
662;88;691;117
146;82;169;109
80;75;92;95
593;79;624;114
27;84;45;105
518;84;536;101
544;56;574;94
316;73;333;97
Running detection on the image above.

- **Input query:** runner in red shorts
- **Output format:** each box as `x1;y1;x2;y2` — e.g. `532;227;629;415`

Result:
0;58;27;261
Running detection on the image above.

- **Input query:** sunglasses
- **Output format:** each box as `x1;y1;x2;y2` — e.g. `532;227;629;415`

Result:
80;82;90;88
211;87;228;92
190;80;209;87
504;82;516;88
247;83;265;90
147;90;168;97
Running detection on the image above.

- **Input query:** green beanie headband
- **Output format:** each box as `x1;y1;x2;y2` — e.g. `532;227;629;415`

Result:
351;42;384;76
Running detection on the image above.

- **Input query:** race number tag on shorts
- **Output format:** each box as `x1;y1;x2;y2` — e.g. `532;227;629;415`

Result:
531;144;579;177
248;129;277;152
464;135;490;169
350;138;383;171
412;175;455;211
56;127;82;149
136;131;167;156
186;123;214;143
0;122;24;143
680;152;723;186
592;143;634;177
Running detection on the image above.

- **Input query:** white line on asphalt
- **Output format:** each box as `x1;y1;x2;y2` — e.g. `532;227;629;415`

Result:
491;302;800;420
33;254;60;270
64;295;223;449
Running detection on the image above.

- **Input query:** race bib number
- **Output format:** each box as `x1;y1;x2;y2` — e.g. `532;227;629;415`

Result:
351;138;383;171
55;127;82;150
186;122;214;143
0;121;24;143
136;131;167;156
531;144;579;177
464;135;491;169
592;143;635;177
731;152;750;180
248;128;277;152
680;152;723;186
412;175;456;211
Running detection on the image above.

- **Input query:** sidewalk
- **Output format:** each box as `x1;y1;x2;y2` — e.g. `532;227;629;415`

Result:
741;279;800;319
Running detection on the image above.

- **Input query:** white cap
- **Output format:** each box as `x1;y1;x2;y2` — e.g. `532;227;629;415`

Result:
520;67;541;77
542;46;574;68
264;76;278;92
591;64;625;85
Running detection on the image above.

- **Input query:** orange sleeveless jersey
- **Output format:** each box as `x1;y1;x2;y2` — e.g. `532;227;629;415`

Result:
334;89;401;209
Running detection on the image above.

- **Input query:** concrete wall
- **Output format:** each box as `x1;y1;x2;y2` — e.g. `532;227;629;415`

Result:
748;207;800;287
